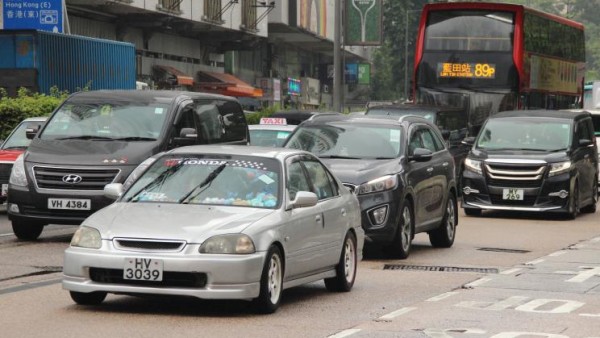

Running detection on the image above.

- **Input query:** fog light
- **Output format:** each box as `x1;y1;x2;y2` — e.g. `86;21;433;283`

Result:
8;203;19;214
548;190;569;199
370;205;388;225
463;186;480;195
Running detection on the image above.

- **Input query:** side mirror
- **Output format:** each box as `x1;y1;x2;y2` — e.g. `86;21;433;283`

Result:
410;147;433;162
440;129;451;140
173;127;197;147
104;183;124;200
579;139;593;147
462;136;476;146
290;191;318;209
25;127;39;139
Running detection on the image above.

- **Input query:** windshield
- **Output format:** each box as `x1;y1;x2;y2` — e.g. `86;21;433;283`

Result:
1;120;45;150
40;98;170;140
476;118;572;151
249;129;293;147
286;124;402;159
121;154;281;209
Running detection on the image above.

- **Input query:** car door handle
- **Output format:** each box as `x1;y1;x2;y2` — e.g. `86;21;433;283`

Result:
442;162;449;167
427;167;434;173
315;215;322;223
341;208;347;216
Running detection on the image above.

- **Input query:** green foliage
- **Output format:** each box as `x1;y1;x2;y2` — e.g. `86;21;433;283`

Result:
245;103;282;125
0;86;68;140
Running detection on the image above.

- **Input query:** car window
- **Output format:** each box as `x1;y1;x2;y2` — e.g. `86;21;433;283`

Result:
408;129;424;155
1;120;44;149
249;129;292;147
576;120;592;144
420;128;438;152
287;161;311;201
303;160;336;200
194;100;247;144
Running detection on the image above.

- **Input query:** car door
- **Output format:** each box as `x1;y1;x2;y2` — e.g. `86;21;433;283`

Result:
420;126;451;224
573;119;596;201
302;157;346;267
279;156;328;280
406;125;435;228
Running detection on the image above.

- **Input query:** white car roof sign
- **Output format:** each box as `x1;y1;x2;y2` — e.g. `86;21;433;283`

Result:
260;117;287;125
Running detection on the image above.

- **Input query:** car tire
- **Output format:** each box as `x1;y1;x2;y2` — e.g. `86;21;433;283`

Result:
325;231;357;292
463;208;481;217
385;200;413;259
581;179;597;213
11;221;44;241
429;194;457;248
252;245;283;314
567;183;579;220
69;291;107;305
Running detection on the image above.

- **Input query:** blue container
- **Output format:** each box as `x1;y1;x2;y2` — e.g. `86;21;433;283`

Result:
0;30;136;94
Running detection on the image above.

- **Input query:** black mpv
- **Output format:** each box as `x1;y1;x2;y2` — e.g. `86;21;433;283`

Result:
461;110;598;219
284;115;458;258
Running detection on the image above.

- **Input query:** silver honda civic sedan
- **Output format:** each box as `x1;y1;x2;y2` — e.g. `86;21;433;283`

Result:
62;145;364;313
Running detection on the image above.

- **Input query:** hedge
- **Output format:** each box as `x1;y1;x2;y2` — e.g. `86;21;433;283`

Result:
0;87;68;140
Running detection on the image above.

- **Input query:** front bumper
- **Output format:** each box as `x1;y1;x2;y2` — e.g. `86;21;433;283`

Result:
8;184;115;225
461;169;571;213
62;242;266;300
355;189;401;245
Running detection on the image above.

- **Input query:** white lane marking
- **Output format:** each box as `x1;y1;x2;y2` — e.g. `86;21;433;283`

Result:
378;307;417;320
515;299;585;314
591;237;600;243
464;277;492;288
0;233;15;237
426;292;459;302
525;259;545;265
327;329;362;338
566;266;600;283
548;251;567;257
500;268;522;275
580;313;600;317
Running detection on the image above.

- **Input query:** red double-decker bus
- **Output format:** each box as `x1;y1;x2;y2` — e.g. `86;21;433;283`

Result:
412;2;585;133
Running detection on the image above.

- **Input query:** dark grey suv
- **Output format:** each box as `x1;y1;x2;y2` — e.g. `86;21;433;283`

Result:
461;110;598;219
284;115;458;258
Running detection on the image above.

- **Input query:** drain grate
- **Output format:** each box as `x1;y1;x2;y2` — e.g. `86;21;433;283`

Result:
478;247;530;254
383;264;499;274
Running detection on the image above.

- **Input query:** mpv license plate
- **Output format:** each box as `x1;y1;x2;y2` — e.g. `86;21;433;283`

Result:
124;258;163;281
502;188;524;201
48;198;91;210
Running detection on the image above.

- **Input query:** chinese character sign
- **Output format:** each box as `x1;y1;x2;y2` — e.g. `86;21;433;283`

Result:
2;0;64;33
437;63;496;79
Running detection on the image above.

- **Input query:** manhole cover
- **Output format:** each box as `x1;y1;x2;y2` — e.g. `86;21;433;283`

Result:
383;264;498;274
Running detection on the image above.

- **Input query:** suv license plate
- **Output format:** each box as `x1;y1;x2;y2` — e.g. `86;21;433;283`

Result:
124;258;163;281
47;198;91;210
502;188;524;200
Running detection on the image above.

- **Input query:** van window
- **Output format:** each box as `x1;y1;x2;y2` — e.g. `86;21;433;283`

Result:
194;100;247;144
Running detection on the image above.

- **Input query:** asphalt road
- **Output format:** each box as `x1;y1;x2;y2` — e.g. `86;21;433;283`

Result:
0;206;599;338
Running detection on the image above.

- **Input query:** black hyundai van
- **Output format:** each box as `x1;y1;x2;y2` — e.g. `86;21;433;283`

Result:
8;90;249;240
461;110;598;219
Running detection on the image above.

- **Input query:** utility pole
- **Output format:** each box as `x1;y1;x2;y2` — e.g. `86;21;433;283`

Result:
333;0;342;112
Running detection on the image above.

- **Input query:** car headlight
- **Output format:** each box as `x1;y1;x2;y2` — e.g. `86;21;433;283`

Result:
70;226;102;249
199;234;255;254
123;157;157;191
464;158;482;175
548;161;572;177
357;175;398;195
9;154;28;187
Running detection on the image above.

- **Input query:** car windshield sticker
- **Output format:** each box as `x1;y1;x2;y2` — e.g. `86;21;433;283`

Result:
258;174;275;184
277;132;290;139
100;105;112;116
229;160;268;170
390;129;401;143
562;124;569;129
155;108;164;114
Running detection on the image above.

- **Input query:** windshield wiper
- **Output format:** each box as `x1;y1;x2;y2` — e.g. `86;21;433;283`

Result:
56;135;114;140
126;158;190;202
179;163;227;204
112;136;157;141
319;155;361;159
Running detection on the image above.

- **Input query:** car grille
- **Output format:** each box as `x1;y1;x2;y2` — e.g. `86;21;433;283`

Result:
89;268;207;288
485;162;545;188
33;166;120;190
114;238;186;252
0;163;13;182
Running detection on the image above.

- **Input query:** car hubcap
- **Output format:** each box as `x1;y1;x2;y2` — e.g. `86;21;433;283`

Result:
344;238;356;283
401;207;412;252
446;199;456;239
268;254;282;304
